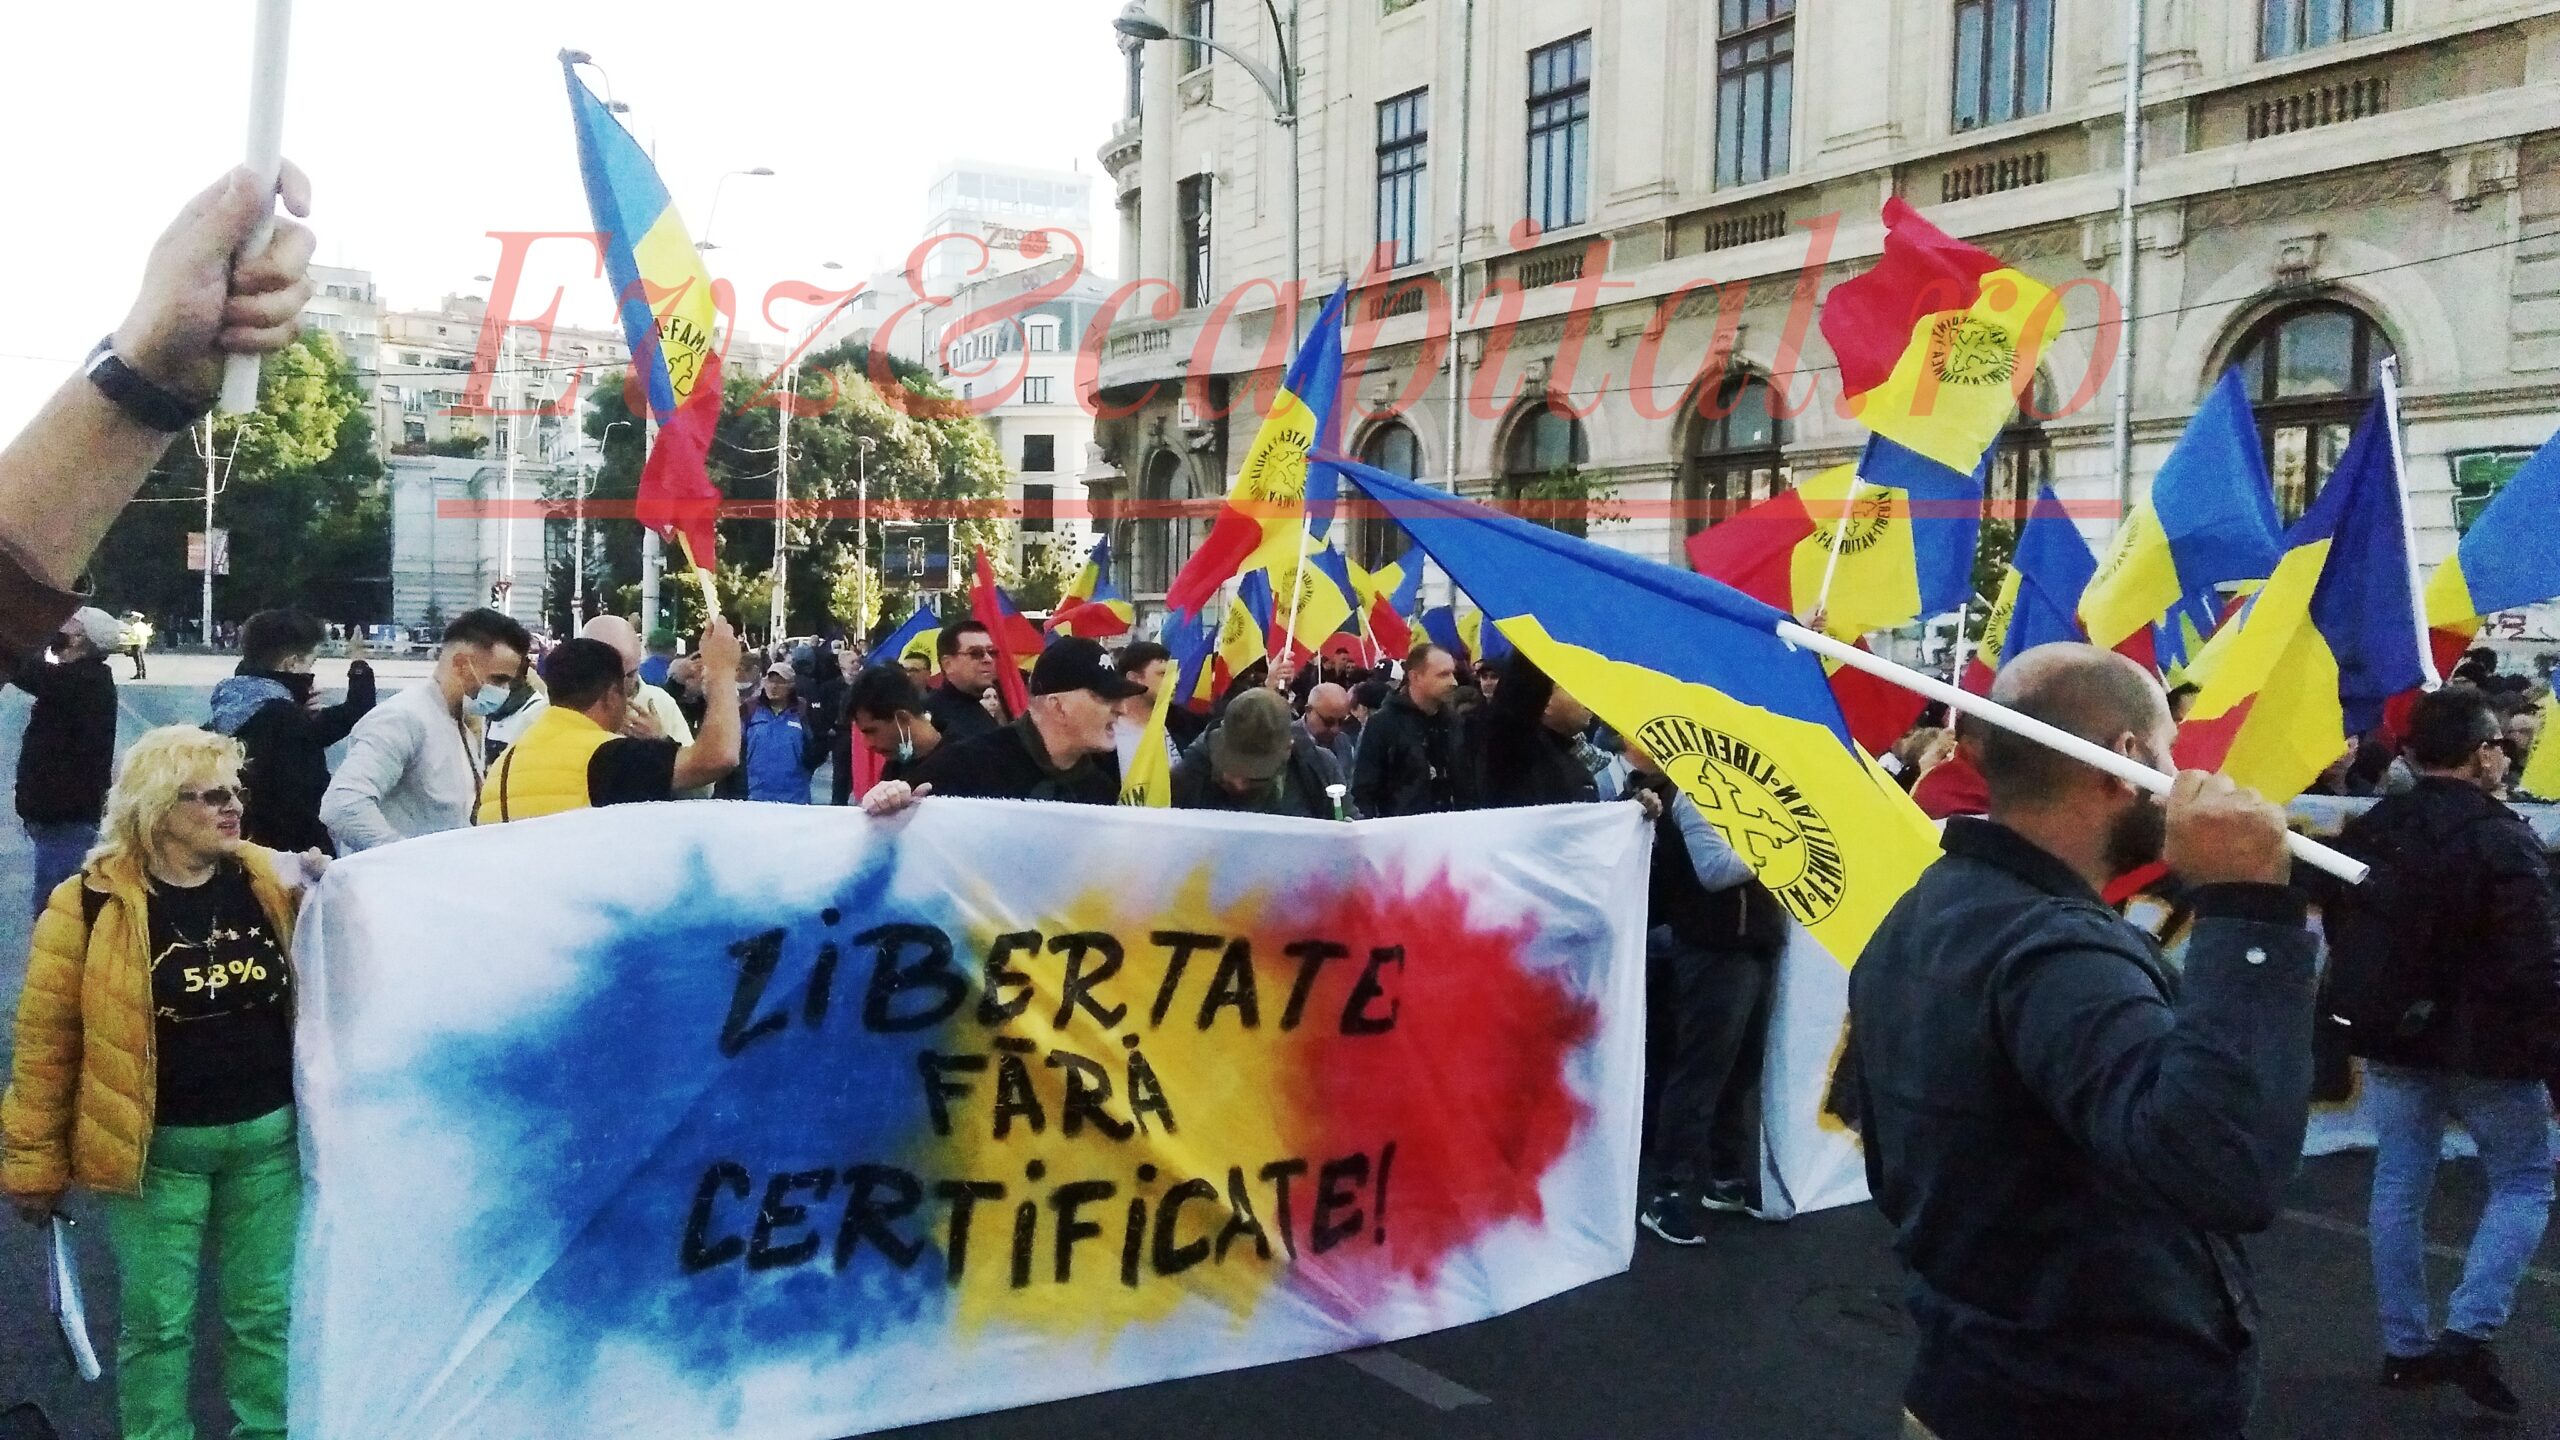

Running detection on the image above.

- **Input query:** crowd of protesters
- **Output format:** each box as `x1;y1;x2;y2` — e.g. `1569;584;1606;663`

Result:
6;164;2560;1440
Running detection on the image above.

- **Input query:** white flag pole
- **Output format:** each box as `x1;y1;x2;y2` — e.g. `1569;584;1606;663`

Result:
2376;356;2440;687
1809;472;1864;622
218;0;293;414
1776;618;2370;884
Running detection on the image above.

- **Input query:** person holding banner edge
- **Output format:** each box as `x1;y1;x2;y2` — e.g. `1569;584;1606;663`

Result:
1849;643;2314;1440
5;727;329;1440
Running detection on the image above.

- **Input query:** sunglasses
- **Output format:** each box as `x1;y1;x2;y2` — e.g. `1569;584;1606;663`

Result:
178;785;248;810
958;646;1000;660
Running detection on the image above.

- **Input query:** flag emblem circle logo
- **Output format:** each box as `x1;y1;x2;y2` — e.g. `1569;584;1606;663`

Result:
1808;491;1896;557
1927;315;2018;386
1634;717;1846;926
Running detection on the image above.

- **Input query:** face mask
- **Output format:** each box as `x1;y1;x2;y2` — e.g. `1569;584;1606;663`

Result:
895;721;915;765
463;677;512;718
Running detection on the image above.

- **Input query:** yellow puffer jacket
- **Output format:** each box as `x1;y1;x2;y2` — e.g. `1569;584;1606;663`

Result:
1;846;300;1199
476;704;615;824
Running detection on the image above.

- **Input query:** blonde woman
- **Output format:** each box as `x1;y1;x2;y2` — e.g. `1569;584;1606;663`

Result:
3;726;325;1440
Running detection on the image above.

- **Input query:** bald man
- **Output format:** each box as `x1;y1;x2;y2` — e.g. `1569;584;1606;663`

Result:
1295;681;1358;772
1847;644;2312;1440
582;616;710;798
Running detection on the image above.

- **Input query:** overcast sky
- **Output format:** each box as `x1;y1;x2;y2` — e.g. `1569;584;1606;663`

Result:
2;0;1127;435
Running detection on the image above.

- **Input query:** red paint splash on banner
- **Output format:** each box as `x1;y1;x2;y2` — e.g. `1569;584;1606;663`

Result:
1277;871;1599;1295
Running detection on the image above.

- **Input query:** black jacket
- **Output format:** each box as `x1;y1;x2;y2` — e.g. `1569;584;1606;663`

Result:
926;714;1120;805
2319;777;2560;1081
11;652;115;824
1169;730;1346;818
926;682;1002;746
1632;772;1790;953
1848;818;2317;1440
1349;690;1454;818
1471;720;1598;810
209;663;376;854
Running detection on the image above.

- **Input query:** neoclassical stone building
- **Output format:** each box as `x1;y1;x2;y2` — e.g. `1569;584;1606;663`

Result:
1088;0;2560;642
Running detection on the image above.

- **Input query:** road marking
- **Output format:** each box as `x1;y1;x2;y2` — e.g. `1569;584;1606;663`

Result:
2281;1209;2560;1288
1338;1349;1492;1411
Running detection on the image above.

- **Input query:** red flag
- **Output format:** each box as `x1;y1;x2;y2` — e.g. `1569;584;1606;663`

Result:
970;547;1032;718
1828;643;1931;755
635;350;725;575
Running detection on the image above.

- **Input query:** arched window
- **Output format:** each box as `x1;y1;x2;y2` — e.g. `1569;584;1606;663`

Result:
1986;370;2056;529
1131;449;1196;596
1681;374;1788;536
1502;402;1590;537
1354;421;1422;571
2229;300;2395;520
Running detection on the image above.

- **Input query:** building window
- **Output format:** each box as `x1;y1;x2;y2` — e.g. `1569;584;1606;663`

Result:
1123;40;1145;119
1526;34;1593;234
1716;0;1795;188
1355;421;1423;570
1178;174;1214;309
1987;374;2056;529
1952;0;2053;131
1022;433;1057;472
1182;0;1214;73
1022;483;1056;534
1022;376;1055;406
1682;375;1789;536
2261;0;2389;60
2229;299;2394;520
1503;402;1591;538
1028;319;1060;353
1134;449;1199;595
1376;90;1430;269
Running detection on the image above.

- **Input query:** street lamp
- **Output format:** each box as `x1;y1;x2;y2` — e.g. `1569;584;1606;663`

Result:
579;418;634;628
1112;1;1302;346
696;167;776;252
856;435;878;631
768;262;851;641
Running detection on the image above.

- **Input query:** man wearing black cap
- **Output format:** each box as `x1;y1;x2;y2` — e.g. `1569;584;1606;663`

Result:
1172;689;1348;818
887;636;1141;806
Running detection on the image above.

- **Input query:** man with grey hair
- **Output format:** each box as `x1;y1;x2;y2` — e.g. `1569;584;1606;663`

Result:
1295;681;1358;773
9;606;122;912
1848;643;2314;1440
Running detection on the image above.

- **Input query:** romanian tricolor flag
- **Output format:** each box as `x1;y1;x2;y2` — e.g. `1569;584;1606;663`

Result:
2175;396;2429;802
564;63;726;586
1271;543;1359;660
1821;198;2064;474
2521;693;2560;802
2080;370;2282;666
1685;438;1987;640
1213;572;1279;694
1963;486;2097;693
1325;459;1939;963
1047;536;1135;640
2423;427;2560;660
1161;285;1349;620
969;547;1038;717
1118;676;1177;808
1357;543;1425;657
876;604;941;671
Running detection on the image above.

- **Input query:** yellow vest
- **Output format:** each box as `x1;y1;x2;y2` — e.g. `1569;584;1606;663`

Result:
477;705;616;824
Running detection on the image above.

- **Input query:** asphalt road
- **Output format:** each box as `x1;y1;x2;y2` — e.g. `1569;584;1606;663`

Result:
0;665;2553;1438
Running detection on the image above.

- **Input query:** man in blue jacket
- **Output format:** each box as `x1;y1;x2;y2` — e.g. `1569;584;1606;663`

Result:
1848;643;2312;1440
737;661;822;803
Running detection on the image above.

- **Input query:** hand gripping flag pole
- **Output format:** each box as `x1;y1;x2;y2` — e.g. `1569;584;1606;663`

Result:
218;0;293;414
1777;620;2369;884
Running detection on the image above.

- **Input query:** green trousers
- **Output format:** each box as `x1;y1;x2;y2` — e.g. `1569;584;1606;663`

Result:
100;1106;300;1440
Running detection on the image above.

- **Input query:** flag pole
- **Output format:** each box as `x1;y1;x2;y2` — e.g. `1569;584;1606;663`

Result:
1809;473;1864;622
2377;357;2439;687
1775;618;2370;884
1945;599;1975;685
219;0;294;414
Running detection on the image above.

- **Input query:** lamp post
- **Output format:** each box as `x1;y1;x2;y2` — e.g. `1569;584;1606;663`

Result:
695;166;775;253
1113;1;1301;349
855;435;877;629
769;262;849;642
582;418;633;629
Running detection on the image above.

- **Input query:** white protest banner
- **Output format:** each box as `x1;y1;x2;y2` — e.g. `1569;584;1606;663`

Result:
288;798;1648;1439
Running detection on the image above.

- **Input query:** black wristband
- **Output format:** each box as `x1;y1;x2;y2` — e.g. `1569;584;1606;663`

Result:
84;337;213;432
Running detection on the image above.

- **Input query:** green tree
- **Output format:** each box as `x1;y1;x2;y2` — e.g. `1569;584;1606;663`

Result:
86;333;388;633
1010;533;1080;613
581;343;1012;638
